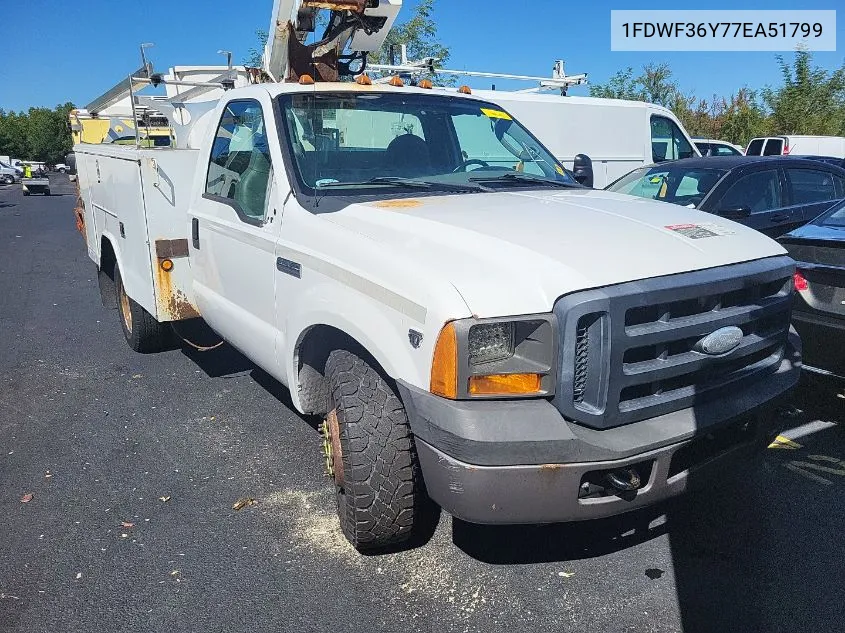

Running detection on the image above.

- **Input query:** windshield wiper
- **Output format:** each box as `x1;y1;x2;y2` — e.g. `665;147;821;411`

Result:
316;176;433;189
468;173;581;188
316;176;492;193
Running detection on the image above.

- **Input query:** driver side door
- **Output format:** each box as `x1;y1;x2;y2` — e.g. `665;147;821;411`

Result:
188;97;283;374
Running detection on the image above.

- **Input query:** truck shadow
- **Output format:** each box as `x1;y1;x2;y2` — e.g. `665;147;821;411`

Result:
452;374;844;633
176;333;321;432
452;503;670;564
668;374;844;633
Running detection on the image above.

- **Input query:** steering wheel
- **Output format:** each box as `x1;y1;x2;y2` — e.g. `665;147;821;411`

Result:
453;159;491;173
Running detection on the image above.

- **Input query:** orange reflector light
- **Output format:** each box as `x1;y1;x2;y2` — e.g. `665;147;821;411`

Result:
356;74;373;86
160;259;174;272
389;75;405;87
299;74;315;85
794;270;808;292
418;79;433;89
430;322;458;399
458;85;472;94
468;373;542;396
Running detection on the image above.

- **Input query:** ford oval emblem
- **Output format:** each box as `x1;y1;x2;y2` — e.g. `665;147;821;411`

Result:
695;326;743;356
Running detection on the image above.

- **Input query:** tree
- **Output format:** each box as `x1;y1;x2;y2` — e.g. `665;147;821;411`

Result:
762;49;845;136
243;29;268;68
368;0;450;70
0;103;75;164
589;63;680;107
718;89;768;146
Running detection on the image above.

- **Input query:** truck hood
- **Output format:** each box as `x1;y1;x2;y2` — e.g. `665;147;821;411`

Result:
324;188;787;317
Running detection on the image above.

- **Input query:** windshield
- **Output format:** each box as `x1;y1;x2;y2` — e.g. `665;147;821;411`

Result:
819;200;845;228
279;92;576;194
606;165;727;207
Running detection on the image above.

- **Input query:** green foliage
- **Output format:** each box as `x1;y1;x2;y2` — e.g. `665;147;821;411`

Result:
244;29;269;68
592;51;845;147
590;63;677;107
0;103;75;164
368;0;450;69
762;49;845;136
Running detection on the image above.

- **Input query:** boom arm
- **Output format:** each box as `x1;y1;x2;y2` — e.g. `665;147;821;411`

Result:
262;0;402;82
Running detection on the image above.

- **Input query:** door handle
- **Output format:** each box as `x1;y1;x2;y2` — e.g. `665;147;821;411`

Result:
770;213;790;222
191;218;200;249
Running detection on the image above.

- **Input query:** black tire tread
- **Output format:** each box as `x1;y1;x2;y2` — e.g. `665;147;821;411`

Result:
114;263;170;354
325;348;431;552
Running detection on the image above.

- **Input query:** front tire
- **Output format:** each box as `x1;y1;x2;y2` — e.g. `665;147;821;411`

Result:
114;263;170;353
324;348;437;553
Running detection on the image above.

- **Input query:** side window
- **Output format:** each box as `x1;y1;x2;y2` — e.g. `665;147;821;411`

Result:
746;139;765;156
786;168;838;204
206;100;273;222
715;145;740;156
717;169;782;213
453;113;524;171
762;138;784;156
651;116;694;162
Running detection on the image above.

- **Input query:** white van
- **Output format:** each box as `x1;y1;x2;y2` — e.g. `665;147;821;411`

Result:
745;135;845;158
472;91;700;188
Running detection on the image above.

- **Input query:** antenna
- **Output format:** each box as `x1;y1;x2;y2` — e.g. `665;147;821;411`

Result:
217;49;233;70
140;43;154;71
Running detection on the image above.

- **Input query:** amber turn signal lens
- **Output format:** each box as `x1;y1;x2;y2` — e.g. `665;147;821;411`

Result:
389;75;405;87
430;322;458;399
160;259;174;272
299;74;315;85
468;373;542;396
458;85;472;94
355;74;373;86
418;79;433;89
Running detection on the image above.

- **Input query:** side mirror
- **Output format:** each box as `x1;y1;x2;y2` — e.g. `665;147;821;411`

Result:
572;153;593;188
65;152;77;175
720;205;752;219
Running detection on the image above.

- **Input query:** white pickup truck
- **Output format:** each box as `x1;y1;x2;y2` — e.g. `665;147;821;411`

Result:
75;81;801;553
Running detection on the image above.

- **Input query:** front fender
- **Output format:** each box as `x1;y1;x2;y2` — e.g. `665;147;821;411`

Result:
283;279;468;414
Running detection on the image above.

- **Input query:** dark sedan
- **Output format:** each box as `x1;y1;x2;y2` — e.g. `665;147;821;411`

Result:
606;156;845;238
780;200;845;379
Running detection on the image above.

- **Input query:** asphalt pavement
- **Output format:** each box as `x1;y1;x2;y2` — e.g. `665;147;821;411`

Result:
1;175;843;633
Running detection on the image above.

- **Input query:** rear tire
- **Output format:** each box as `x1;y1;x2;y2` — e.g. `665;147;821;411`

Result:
324;348;437;553
114;263;170;353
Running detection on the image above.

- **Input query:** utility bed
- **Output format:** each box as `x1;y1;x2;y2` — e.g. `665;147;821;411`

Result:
22;177;50;196
74;144;200;322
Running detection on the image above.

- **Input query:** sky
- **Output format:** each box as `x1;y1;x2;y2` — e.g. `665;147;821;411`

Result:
0;0;843;112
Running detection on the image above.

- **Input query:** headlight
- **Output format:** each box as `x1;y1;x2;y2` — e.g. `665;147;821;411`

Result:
468;323;514;365
430;315;558;399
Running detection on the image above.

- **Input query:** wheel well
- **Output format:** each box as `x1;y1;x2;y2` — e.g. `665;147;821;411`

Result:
98;237;118;308
296;325;388;416
100;237;117;279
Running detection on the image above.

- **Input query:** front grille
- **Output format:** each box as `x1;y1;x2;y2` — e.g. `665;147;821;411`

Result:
553;256;795;429
573;321;591;403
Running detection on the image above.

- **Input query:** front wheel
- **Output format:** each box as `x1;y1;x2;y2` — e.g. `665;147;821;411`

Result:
323;348;438;553
114;263;171;353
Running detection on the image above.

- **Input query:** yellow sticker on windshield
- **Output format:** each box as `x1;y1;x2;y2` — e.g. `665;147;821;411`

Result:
649;176;662;183
481;108;512;120
555;165;565;175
